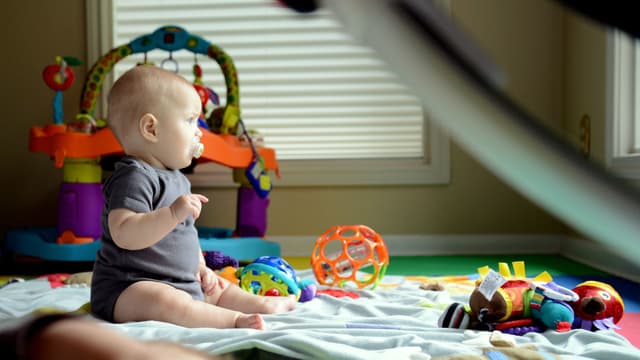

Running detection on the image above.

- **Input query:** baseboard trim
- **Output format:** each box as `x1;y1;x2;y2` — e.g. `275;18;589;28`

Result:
270;233;564;257
562;237;640;283
270;233;639;281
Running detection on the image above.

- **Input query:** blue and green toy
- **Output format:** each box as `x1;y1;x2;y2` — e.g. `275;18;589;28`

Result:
240;256;316;302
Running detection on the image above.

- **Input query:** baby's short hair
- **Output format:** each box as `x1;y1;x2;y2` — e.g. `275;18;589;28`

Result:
107;66;193;146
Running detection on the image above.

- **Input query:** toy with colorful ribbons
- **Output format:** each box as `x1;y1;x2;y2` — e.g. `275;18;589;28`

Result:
438;261;625;334
463;262;575;332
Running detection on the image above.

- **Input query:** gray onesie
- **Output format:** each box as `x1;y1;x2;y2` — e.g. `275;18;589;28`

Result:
91;156;204;322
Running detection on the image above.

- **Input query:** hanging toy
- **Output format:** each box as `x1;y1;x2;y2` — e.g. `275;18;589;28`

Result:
239;118;272;198
192;61;219;130
42;56;82;124
160;52;179;73
137;52;155;66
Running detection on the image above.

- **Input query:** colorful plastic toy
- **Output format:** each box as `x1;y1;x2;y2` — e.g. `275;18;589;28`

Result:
237;119;272;199
217;266;240;286
311;225;389;289
233;121;271;237
240;256;316;302
42;56;82;124
7;25;281;261
235;186;269;237
42;56;103;245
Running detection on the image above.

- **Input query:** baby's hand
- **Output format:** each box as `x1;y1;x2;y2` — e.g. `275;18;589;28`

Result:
170;194;209;222
198;265;224;296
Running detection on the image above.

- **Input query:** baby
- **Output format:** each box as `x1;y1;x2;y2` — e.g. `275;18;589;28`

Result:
90;65;296;330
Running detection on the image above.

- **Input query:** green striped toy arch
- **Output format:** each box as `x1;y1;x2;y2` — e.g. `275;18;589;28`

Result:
79;25;241;134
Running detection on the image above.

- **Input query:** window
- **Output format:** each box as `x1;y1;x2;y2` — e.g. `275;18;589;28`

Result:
607;29;640;179
86;0;449;186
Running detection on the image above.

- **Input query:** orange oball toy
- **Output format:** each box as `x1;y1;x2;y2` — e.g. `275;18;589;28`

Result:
311;225;389;289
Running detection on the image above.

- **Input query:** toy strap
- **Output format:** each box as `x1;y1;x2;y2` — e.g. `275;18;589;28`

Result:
238;118;271;198
531;282;579;302
238;118;261;161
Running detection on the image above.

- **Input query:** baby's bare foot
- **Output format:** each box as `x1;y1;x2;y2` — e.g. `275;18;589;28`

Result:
262;295;297;314
235;313;264;330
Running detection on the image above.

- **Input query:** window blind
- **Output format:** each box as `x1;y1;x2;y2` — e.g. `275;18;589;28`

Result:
111;0;424;160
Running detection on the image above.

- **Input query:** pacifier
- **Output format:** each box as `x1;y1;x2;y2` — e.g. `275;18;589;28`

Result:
192;137;204;159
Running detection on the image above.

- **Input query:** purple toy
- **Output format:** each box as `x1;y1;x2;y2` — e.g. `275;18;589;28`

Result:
499;324;546;335
204;250;239;270
236;186;269;237
57;182;104;239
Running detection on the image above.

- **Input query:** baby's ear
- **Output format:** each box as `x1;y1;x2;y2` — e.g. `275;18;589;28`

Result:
139;113;159;142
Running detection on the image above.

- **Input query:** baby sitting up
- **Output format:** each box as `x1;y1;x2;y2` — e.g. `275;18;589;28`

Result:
91;65;296;330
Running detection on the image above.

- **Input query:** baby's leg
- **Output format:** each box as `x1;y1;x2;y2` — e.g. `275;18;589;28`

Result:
207;279;297;315
113;280;264;329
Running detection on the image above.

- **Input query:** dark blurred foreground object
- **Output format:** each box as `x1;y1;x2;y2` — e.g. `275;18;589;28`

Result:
276;0;317;13
557;0;640;38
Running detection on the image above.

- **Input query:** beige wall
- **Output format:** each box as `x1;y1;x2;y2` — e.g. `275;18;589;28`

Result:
562;5;611;243
564;11;607;164
1;0;87;236
1;0;574;244
451;0;566;134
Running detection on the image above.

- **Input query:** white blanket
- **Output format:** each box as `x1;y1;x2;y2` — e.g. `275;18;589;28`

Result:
1;270;639;360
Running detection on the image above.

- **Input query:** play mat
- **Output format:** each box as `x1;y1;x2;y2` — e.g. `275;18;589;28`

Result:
1;267;639;359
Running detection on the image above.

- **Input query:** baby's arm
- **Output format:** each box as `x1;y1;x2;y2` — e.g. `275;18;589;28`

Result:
109;194;209;250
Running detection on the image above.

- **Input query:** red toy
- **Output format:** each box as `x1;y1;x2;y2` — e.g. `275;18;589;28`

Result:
571;280;624;330
42;56;82;124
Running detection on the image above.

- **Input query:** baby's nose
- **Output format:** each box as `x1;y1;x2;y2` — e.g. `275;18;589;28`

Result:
195;126;203;137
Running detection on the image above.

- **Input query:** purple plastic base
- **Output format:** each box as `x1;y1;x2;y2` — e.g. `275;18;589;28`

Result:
57;182;104;239
236;187;269;237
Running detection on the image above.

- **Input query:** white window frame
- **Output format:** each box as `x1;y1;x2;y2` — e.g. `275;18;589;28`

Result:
85;0;449;187
606;29;640;179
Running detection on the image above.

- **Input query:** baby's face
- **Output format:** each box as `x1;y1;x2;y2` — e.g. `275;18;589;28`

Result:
153;83;203;170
